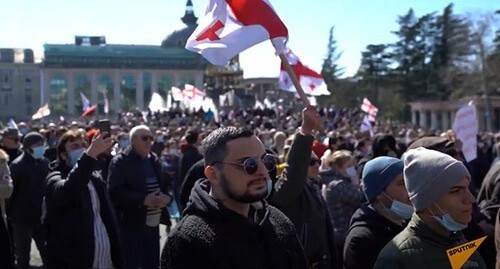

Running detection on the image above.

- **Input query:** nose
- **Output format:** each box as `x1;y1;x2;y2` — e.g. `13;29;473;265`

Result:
255;159;270;176
463;188;476;205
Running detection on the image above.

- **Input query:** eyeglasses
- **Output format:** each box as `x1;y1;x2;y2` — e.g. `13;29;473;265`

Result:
309;157;321;166
140;135;154;142
212;154;277;175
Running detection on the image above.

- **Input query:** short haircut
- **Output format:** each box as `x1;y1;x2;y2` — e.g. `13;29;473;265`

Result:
185;129;199;144
57;129;85;160
202;127;254;166
129;125;150;141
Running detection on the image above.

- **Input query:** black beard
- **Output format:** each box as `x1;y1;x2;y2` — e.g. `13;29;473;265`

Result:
219;173;266;203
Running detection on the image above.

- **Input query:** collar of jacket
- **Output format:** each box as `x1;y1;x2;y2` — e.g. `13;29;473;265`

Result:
185;179;269;228
408;213;465;246
123;147;155;161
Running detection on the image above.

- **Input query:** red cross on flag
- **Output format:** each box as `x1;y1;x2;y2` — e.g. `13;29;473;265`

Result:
183;84;206;100
171;87;186;102
32;104;51;120
186;0;288;66
278;49;330;96
361;97;378;122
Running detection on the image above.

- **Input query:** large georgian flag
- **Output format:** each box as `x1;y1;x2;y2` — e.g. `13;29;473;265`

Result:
186;0;288;66
32;104;51;120
279;49;330;96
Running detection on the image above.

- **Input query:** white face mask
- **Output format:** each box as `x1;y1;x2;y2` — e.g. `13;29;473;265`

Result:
346;166;357;177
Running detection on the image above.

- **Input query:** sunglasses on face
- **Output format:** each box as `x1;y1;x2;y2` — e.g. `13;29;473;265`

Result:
212;154;277;175
139;135;154;142
309;157;321;166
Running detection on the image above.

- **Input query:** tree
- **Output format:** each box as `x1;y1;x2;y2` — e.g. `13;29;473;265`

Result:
357;44;392;102
321;27;344;88
391;9;436;101
429;4;473;100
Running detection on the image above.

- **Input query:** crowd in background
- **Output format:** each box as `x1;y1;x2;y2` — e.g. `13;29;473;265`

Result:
0;104;499;268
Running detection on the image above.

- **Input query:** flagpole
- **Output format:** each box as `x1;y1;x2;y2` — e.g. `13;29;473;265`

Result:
279;53;310;106
279;53;325;134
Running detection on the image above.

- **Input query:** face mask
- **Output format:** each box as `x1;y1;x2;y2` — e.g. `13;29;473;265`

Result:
169;148;178;155
383;192;414;219
119;139;130;149
346;166;357;177
48;137;57;147
31;146;46;159
69;148;85;167
432;204;468;232
19;128;28;136
264;139;273;148
156;135;164;143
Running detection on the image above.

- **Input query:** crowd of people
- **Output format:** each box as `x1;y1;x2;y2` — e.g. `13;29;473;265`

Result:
0;104;499;269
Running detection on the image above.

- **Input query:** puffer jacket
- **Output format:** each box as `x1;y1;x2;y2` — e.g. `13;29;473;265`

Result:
374;214;487;269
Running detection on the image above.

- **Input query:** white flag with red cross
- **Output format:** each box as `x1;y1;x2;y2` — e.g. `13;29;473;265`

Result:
32;104;51;120
185;0;288;66
279;49;330;96
361;97;378;122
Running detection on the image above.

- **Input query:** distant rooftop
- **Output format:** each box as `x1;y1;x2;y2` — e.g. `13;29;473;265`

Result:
43;43;207;70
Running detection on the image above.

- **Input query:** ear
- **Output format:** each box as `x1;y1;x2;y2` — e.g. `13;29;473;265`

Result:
204;165;219;185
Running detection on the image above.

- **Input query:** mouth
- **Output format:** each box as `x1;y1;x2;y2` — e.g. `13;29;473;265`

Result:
249;178;266;188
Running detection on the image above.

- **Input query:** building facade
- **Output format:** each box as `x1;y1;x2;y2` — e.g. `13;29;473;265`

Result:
0;48;40;122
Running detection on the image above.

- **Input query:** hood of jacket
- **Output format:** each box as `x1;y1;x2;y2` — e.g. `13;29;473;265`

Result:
349;203;403;232
184;179;270;227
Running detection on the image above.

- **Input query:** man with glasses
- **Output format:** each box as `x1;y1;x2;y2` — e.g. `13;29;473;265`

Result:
0;128;22;165
270;106;339;269
161;125;308;269
109;125;171;269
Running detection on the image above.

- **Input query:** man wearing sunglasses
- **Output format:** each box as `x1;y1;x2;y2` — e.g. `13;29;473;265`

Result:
270;106;339;269
161;126;308;269
108;125;171;269
0;128;22;165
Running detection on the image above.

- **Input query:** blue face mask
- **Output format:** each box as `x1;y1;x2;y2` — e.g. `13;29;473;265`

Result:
48;138;57;147
383;192;414;219
390;200;414;219
69;148;85;167
432;204;468;232
31;146;46;159
119;139;130;149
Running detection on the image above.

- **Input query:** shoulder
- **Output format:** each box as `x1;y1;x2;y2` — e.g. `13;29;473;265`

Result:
266;205;297;232
170;214;216;246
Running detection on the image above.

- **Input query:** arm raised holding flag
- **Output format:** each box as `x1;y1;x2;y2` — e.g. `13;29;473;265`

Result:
186;0;323;131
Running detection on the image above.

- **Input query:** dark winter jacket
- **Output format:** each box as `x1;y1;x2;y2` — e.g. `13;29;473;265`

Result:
108;147;168;228
8;152;49;226
178;144;202;185
374;214;487;269
0;205;13;269
179;159;205;211
45;154;122;269
161;179;308;269
270;133;338;269
343;203;405;269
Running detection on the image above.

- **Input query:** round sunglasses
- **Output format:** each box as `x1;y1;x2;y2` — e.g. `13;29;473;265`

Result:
212;154;277;175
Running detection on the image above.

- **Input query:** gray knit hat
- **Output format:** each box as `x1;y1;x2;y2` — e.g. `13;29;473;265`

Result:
403;147;470;211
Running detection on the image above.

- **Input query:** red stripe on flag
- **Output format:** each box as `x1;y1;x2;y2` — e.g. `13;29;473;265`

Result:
225;0;288;39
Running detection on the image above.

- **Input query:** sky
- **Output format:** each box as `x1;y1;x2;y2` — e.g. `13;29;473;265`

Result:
0;0;498;78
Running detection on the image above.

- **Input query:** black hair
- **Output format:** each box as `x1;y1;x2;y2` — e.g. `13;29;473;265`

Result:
202;127;254;166
185;129;199;144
